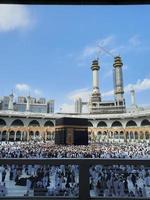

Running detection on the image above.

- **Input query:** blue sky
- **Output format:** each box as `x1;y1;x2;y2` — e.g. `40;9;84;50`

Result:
0;5;150;112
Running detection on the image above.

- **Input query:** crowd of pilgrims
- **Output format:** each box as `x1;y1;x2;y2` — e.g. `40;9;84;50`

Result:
0;141;149;158
0;141;149;197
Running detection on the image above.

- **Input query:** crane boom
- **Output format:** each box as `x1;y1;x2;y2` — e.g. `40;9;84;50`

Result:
97;44;115;58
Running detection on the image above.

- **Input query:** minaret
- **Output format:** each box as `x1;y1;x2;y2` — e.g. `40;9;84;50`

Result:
130;87;136;106
26;96;31;111
113;56;124;102
8;93;14;110
91;59;101;102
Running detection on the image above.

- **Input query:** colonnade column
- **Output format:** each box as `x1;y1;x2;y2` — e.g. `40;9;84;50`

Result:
27;131;29;141
112;131;115;142
144;132;146;142
34;132;35;140
118;131;120;142
20;132;23;141
7;131;9;141
44;131;47;141
14;132;16;141
138;132;140;143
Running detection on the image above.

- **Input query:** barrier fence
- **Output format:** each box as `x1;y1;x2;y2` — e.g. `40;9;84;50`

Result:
0;158;149;200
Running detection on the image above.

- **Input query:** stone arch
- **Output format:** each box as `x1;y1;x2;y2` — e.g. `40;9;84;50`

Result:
120;131;124;139
96;131;101;142
114;131;119;139
29;131;34;140
130;131;134;139
111;121;123;127
16;131;21;141
141;119;150;126
145;132;149;140
35;131;40;136
135;131;138;140
28;120;40;127
2;131;7;141
0;119;6;126
103;131;107;135
47;132;52;140
52;131;55;140
97;121;107;127
126;131;129;139
88;121;93;127
126;120;137;127
97;131;102;135
9;131;15;141
140;131;144;140
44;120;54;127
11;119;24;126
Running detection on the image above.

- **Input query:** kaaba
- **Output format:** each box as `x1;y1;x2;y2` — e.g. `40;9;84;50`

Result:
55;117;88;145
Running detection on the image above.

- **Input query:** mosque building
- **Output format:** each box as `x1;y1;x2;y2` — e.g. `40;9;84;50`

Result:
0;56;150;143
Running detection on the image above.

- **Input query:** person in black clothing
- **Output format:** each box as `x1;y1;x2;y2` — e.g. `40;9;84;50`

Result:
2;170;6;182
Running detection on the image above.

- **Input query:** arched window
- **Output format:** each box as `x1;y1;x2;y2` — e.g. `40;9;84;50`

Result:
120;131;124;139
88;121;93;127
140;132;144;139
47;132;51;140
9;131;15;141
114;131;119;139
126;132;129;139
0;119;6;126
126;120;137;127
145;132;149;140
29;120;40;127
16;131;21;141
141;119;150;126
44;120;54;127
103;131;107;136
97;131;102;135
130;132;134;139
97;121;107;127
135;132;138;139
11;119;24;126
111;121;123;127
35;131;39;136
2;131;7;141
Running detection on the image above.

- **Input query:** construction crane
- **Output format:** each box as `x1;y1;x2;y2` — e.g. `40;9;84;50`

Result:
96;44;115;59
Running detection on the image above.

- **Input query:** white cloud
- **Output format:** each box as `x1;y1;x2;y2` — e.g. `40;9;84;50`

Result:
129;35;141;47
59;88;91;113
101;78;150;98
0;5;32;32
33;89;42;96
15;83;30;92
77;34;144;66
125;78;150;93
111;35;142;55
98;35;115;47
80;35;115;60
82;46;98;59
68;88;91;102
15;83;43;97
102;90;114;97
